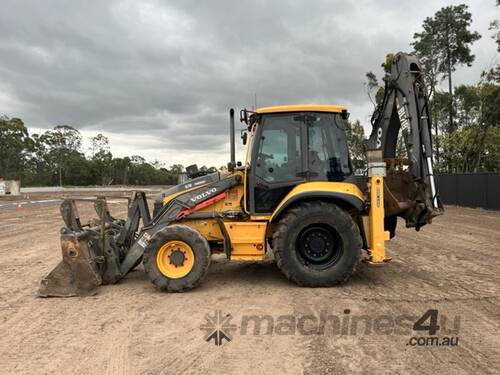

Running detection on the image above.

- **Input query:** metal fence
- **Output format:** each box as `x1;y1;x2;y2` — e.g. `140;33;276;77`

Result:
437;173;500;210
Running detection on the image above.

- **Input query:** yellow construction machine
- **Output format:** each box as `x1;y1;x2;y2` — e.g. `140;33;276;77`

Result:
39;52;443;296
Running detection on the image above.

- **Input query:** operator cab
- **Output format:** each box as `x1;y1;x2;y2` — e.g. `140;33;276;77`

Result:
243;105;353;214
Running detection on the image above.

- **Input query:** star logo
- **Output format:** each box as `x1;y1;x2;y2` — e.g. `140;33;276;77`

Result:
199;310;237;346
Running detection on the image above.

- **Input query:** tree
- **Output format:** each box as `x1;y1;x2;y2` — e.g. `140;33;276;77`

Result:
111;157;131;185
169;164;184;174
89;134;113;185
345;120;366;172
482;126;500;171
365;54;394;106
430;90;457;170
438;79;500;172
490;1;500;52
482;2;500;84
490;20;500;53
23;133;52;186
41;125;82;186
454;85;480;129
0;116;31;179
151;159;165;169
0;114;204;186
472;77;500;170
365;71;381;106
412;4;481;131
130;155;146;165
65;152;94;186
90;133;110;157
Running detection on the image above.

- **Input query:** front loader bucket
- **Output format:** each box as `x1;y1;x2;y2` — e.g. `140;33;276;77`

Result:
39;194;150;297
39;232;103;297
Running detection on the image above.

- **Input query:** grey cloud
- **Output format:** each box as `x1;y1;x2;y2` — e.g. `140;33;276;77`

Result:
0;0;497;164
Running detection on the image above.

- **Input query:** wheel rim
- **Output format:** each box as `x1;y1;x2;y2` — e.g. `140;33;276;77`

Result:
156;240;195;279
296;224;343;269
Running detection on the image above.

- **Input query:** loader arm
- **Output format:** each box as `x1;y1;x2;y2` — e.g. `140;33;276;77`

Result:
39;175;242;297
365;52;443;230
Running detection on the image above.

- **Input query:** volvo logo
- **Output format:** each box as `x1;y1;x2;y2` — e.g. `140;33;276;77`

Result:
376;127;383;148
396;97;410;133
190;187;217;203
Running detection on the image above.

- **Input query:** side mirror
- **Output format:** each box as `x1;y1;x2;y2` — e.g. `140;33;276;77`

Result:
341;109;350;120
241;130;248;145
240;109;248;124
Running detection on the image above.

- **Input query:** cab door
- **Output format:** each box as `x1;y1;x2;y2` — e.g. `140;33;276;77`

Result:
249;113;306;214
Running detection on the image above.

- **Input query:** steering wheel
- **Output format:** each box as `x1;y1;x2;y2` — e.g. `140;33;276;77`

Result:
258;152;274;160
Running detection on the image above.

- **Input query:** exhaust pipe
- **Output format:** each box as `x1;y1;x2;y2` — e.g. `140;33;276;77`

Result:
229;108;236;170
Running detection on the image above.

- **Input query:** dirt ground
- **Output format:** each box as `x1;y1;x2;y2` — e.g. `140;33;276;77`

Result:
0;194;499;374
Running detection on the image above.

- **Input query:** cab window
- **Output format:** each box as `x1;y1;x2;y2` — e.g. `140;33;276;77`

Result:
255;115;302;183
307;113;352;181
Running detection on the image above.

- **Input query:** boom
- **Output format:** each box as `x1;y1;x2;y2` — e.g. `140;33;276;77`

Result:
365;52;443;230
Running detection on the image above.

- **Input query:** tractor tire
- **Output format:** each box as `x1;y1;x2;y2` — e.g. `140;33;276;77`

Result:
272;201;362;287
143;224;211;292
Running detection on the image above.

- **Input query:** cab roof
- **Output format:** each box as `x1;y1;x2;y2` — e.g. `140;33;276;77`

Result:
255;104;347;114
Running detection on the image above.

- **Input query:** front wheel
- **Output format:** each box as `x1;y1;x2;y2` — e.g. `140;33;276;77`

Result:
272;201;362;286
143;225;211;292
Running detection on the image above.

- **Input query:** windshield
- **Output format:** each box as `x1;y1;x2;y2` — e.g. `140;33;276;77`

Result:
306;112;352;180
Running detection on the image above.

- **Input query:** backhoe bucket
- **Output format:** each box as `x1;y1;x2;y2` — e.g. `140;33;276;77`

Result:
39;232;103;297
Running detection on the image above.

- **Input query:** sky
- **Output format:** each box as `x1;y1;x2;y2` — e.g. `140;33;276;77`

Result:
0;0;498;168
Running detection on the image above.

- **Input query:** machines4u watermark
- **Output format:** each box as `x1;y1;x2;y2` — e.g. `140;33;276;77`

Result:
200;309;460;347
199;310;238;346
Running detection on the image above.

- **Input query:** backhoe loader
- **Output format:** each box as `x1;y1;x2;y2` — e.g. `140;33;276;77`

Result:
39;52;443;297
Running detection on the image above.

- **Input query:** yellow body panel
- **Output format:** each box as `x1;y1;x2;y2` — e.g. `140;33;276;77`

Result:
366;176;391;263
255;104;347;114
223;222;267;260
181;219;223;242
270;181;366;221
178;182;245;242
173;178;267;261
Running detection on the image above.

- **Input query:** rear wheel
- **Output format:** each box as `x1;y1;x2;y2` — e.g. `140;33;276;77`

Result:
272;201;362;286
143;225;211;292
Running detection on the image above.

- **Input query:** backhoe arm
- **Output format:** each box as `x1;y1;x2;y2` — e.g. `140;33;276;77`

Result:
365;52;443;231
